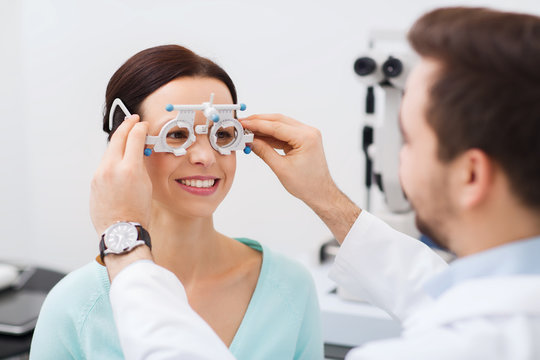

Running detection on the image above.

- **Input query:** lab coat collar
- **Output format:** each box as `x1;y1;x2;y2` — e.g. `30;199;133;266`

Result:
406;275;540;332
424;235;540;298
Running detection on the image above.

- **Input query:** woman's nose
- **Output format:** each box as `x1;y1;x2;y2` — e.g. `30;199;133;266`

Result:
187;136;217;168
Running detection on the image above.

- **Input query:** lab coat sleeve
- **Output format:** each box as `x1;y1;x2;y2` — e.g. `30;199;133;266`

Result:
109;260;236;360
329;211;448;322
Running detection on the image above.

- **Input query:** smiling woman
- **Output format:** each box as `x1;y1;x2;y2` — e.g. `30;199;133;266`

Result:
141;77;239;217
29;45;323;360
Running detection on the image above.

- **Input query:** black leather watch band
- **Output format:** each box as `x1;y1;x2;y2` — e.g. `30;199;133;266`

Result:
137;226;152;248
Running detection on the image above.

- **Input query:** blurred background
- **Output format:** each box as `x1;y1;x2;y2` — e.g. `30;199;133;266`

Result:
1;0;539;273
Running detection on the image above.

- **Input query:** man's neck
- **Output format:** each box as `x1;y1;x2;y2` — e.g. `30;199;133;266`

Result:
451;204;540;258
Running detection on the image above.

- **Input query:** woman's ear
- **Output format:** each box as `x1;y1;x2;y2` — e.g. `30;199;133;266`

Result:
454;149;494;210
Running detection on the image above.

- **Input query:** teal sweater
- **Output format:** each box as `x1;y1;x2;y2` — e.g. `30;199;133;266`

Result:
30;238;323;359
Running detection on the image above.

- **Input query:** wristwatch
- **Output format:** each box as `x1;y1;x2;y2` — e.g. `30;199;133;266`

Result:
99;222;151;263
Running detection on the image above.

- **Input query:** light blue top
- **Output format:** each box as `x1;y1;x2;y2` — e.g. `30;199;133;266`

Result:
424;235;540;298
30;238;323;360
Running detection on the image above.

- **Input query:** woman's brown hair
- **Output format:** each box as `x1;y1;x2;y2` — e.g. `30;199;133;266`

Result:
103;44;237;140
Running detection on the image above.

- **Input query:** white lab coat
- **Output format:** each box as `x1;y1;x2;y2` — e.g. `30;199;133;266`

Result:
110;260;236;360
329;211;540;360
109;211;540;359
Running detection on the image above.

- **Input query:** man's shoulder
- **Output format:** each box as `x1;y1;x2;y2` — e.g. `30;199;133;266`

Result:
388;275;540;360
423;275;540;323
348;324;508;360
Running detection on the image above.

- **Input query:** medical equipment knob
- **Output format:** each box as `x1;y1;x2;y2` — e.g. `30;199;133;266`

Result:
243;146;252;154
240;103;247;111
144;148;152;156
382;56;403;78
354;57;377;76
165;104;174;112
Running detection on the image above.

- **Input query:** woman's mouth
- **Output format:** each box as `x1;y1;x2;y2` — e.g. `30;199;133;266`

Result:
175;177;220;196
178;179;215;188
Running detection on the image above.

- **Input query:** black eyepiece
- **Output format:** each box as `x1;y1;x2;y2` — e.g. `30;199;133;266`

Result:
382;56;403;78
354;57;377;76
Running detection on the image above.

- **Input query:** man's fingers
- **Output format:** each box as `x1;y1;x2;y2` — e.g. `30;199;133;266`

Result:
250;138;287;174
241;118;300;147
254;135;293;153
105;115;140;160
124;122;149;164
240;113;298;126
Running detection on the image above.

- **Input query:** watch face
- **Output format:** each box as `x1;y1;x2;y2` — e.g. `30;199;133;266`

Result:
104;223;139;252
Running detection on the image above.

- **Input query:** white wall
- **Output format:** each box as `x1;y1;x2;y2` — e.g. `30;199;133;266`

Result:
1;0;539;273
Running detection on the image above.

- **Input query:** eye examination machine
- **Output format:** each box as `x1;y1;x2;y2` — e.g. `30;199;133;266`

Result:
354;32;418;238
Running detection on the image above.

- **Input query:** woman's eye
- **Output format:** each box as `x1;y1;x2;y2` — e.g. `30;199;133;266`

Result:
167;131;187;139
217;130;233;139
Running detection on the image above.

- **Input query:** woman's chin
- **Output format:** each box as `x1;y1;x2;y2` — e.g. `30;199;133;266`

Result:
172;203;219;220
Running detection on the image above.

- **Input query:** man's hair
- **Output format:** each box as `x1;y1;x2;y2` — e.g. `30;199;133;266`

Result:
408;7;540;210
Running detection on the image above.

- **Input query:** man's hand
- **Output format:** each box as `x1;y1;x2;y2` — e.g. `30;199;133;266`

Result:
241;114;335;207
90;115;154;279
90;115;152;235
240;114;361;243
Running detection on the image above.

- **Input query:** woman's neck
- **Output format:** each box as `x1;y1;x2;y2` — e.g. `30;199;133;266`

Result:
148;206;229;286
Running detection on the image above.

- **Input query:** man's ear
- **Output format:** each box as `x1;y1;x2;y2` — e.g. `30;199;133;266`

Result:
455;149;494;209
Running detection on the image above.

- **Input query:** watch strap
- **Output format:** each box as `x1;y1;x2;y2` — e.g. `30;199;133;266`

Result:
137;226;152;249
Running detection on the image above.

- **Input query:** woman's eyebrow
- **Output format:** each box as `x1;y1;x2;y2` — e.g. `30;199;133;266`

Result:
155;115;177;127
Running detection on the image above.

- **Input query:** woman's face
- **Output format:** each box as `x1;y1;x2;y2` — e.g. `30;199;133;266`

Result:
140;77;236;218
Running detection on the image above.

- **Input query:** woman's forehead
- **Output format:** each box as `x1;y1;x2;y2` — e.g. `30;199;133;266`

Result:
145;78;233;109
141;78;233;126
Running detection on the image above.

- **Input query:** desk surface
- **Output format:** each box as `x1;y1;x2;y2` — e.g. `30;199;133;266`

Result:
0;267;65;359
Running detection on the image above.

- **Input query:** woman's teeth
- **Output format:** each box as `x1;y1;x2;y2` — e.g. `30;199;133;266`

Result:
179;179;216;188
